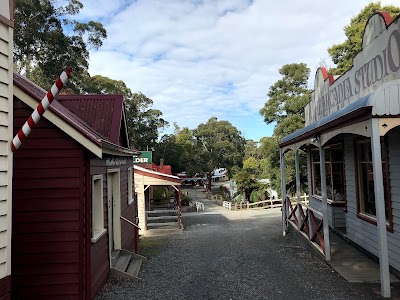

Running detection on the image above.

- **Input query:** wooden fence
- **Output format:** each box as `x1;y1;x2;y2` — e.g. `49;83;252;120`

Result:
212;193;309;211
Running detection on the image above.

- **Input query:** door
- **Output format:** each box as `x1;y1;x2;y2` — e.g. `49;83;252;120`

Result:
107;169;121;258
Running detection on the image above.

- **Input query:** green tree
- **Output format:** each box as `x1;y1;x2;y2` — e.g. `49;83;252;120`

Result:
233;169;259;202
259;63;311;194
244;139;261;160
328;2;400;75
80;75;169;150
14;0;107;90
192;117;246;190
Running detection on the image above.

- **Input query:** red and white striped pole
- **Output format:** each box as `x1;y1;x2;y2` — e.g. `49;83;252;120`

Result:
11;67;72;152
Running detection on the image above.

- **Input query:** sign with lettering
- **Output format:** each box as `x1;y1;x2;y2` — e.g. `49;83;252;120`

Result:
305;14;400;125
106;158;126;167
133;151;152;164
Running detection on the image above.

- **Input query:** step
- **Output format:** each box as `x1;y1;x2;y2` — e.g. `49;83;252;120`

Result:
147;216;178;223
147;222;179;229
152;204;176;208
147;209;178;215
114;254;131;272
126;258;143;277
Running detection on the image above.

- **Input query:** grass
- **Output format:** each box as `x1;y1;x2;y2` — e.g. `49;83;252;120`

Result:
138;236;168;258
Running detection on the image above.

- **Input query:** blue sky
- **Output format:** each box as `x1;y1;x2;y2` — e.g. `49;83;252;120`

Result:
77;0;398;141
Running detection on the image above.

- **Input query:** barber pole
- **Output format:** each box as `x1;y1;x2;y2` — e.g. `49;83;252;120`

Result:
11;67;72;152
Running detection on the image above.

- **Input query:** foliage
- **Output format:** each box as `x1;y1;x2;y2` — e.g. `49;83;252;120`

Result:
244;140;262;160
233;169;259;202
328;2;400;75
181;194;191;206
192;117;246;189
259;63;311;195
80;75;169;150
14;0;107;91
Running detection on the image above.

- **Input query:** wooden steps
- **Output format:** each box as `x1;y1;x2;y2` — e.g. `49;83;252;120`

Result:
111;249;147;279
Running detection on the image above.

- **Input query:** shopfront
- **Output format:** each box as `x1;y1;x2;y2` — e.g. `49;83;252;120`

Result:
280;11;400;298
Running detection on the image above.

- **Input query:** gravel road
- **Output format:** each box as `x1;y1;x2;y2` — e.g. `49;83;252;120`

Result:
96;186;387;300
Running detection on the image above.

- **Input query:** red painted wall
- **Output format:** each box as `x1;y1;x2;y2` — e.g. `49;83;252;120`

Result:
0;276;11;300
89;157;137;298
12;98;85;299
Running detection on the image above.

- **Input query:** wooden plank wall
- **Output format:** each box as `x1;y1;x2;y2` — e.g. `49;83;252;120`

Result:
12;99;84;299
0;20;13;299
90;157;136;298
344;134;400;273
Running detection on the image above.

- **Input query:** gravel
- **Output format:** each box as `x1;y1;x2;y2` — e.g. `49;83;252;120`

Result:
96;187;388;300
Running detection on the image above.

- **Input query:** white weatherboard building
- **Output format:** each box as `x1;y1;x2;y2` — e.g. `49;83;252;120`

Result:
0;1;13;297
280;12;400;298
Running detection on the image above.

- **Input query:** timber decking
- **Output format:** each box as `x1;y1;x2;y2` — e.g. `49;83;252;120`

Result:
329;233;399;283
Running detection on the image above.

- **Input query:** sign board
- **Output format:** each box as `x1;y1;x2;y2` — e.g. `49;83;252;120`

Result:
305;14;400;125
133;151;152;164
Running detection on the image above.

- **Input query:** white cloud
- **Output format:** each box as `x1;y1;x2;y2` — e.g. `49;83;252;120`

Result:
82;0;400;141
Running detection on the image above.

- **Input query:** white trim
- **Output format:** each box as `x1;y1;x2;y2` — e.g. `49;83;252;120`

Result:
128;167;134;205
319;143;331;261
14;85;103;158
91;174;104;243
134;165;180;180
107;168;121;253
370;118;391;298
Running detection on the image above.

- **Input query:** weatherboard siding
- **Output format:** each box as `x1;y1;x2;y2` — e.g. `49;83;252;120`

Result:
0;19;13;299
12;99;84;299
344;134;400;273
90;157;136;298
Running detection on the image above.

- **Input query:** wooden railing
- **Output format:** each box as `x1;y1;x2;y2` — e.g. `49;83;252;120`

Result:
284;196;325;256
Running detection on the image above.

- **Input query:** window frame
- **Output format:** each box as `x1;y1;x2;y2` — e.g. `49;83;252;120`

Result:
91;174;107;243
355;137;393;230
128;167;134;205
310;143;346;202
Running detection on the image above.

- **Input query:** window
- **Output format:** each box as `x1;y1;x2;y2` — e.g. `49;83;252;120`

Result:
356;138;389;220
91;175;106;243
128;167;134;205
311;144;345;201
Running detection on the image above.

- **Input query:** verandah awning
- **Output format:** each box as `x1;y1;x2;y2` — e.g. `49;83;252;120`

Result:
280;93;372;147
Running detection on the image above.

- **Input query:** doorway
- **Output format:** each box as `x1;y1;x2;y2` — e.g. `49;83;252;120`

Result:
107;169;121;258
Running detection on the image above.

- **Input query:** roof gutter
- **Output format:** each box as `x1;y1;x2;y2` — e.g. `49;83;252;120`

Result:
102;140;137;156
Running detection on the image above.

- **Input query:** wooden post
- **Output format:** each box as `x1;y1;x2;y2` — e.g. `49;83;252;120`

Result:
319;143;331;261
371;118;391;298
280;148;287;236
295;149;302;229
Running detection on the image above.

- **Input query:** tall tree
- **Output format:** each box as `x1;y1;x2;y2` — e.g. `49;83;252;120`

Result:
81;75;169;150
14;0;107;90
192;117;246;190
328;2;400;75
259;63;311;194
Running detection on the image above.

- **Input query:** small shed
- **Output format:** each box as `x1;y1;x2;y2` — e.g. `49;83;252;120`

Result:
12;74;143;299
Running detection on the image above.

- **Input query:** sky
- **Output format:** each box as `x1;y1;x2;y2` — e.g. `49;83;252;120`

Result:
76;0;398;141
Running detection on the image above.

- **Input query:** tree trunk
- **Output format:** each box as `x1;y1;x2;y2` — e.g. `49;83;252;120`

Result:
207;172;212;191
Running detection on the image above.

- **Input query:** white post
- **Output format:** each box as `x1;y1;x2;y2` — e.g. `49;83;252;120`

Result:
280;148;287;236
371;118;391;298
295;149;302;229
319;143;331;261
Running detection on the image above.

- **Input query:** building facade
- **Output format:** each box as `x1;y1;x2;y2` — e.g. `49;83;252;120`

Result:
280;11;400;298
0;2;13;298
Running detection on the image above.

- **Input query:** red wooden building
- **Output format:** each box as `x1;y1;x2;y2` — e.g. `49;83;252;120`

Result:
11;74;144;299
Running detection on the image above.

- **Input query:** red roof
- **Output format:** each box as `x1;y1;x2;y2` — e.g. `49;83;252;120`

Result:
13;73;132;154
139;162;173;175
56;94;129;148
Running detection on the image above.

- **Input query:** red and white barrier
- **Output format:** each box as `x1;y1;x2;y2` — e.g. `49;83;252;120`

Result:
11;67;72;152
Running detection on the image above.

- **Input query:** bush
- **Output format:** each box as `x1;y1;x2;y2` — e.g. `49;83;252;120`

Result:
181;194;191;206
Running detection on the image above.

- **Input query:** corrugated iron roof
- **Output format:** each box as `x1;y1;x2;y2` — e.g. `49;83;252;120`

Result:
13;73;133;155
56;94;125;147
281;94;372;146
13;73;103;147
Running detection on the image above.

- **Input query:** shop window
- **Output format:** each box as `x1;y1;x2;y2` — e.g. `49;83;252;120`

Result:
91;174;106;243
356;138;390;220
128;167;134;205
311;144;345;201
